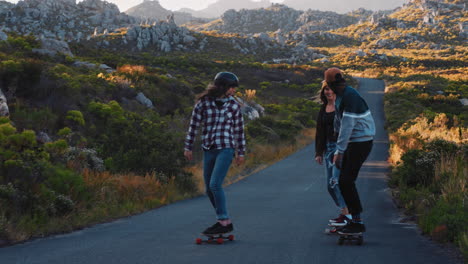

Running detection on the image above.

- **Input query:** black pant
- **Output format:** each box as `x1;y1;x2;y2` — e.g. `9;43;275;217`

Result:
339;140;373;216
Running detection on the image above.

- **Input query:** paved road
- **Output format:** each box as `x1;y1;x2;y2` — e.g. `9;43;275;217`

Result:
0;79;461;264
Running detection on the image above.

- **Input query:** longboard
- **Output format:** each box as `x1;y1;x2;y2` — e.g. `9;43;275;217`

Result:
324;225;344;235
195;233;234;244
337;232;364;245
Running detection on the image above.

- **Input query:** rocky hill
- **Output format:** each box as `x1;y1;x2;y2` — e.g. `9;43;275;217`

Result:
99;16;198;53
124;0;208;26
0;0;204;57
282;0;408;13
334;0;467;49
188;0;465;50
189;4;366;33
87;16;325;64
0;0;464;62
0;0;13;13
192;4;302;33
0;0;326;63
187;4;371;48
0;0;135;42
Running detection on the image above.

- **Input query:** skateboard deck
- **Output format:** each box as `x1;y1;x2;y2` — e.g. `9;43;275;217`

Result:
324;225;344;235
337;232;364;245
195;233;234;244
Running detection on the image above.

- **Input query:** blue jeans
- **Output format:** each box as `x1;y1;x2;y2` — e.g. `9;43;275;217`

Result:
203;148;234;220
324;142;346;209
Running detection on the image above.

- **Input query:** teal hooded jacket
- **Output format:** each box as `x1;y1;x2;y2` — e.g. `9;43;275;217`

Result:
334;86;376;154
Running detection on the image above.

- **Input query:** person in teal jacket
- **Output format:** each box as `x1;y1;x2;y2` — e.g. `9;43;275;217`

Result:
324;67;375;234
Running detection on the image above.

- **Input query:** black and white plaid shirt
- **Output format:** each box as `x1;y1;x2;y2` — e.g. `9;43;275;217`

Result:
185;96;246;156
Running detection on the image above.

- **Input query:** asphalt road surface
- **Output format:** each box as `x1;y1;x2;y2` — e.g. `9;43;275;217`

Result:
0;78;461;264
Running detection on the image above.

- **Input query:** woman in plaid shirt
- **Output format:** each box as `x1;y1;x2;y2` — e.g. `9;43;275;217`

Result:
184;72;246;235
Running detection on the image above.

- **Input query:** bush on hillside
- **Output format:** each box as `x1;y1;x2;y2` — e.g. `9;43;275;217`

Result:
85;101;195;192
392;139;463;188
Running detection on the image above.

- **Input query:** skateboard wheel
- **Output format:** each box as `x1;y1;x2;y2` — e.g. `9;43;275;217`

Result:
216;238;224;244
338;237;344;245
228;235;234;241
357;237;364;245
196;238;202;244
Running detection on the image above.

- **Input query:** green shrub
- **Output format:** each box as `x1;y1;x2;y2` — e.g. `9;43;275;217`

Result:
246;116;302;143
6;35;39;51
424;139;459;154
0;117;9;125
66;110;85;127
0;123;17;137
259;81;271;90
44;139;69;160
7;130;37;151
10;107;58;132
85;101;195;191
459;233;468;263
54;194;75;215
419;196;468;243
304;83;321;94
43;165;85;199
395;149;435;187
3;159;35;194
0;183;18;200
58;127;72;137
0;60;22;75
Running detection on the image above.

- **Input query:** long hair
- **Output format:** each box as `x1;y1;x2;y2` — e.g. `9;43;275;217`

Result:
197;82;231;100
319;81;329;105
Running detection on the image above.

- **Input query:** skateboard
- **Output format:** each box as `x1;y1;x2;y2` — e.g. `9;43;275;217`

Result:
195;233;234;245
337;232;364;245
324;224;344;235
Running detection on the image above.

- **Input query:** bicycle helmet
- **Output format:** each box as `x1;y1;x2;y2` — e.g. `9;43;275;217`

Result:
214;72;239;88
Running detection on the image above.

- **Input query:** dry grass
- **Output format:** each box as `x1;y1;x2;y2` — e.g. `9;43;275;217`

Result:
82;170;180;206
1;170;181;244
324;46;468;82
97;72;133;89
245;89;257;101
389;113;467;165
117;64;147;75
436;154;467;201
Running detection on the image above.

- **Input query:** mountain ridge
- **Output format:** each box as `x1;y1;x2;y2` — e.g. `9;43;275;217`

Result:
124;0;209;25
177;0;272;18
282;0;409;13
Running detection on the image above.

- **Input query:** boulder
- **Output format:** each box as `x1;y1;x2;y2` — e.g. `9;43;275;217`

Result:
37;132;52;144
99;64;114;73
0;89;9;116
72;60;97;68
136;92;154;108
32;37;74;57
460;98;468;106
0;30;7;41
355;49;366;57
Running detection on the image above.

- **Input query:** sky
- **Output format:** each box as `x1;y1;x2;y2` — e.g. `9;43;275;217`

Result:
3;0;402;12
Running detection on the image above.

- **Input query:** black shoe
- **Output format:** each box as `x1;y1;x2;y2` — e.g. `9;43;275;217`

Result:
338;221;366;234
202;222;234;235
202;222;221;235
